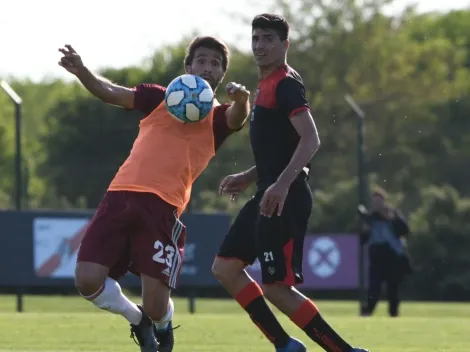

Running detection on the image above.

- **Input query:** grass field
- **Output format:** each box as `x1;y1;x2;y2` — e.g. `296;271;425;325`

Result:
0;294;468;351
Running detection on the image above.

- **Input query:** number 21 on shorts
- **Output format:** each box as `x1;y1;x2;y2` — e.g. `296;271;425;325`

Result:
152;240;176;268
264;251;274;262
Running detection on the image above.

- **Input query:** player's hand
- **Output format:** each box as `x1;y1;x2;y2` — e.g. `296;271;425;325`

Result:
226;82;250;104
219;172;252;201
58;44;85;76
259;181;289;217
357;204;368;215
400;237;407;247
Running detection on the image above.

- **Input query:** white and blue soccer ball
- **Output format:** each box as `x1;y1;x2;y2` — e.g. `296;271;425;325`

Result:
165;74;214;123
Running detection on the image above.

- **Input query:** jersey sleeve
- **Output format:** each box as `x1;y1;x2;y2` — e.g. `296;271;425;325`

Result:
213;104;236;150
131;83;166;115
276;77;310;119
393;209;410;237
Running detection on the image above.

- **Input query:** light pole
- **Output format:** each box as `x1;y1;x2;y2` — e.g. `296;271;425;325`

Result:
345;94;369;315
1;80;24;312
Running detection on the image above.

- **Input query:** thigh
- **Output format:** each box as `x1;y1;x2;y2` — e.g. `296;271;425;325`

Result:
256;182;312;286
77;191;131;277
128;192;186;290
108;247;132;281
368;260;383;289
216;195;259;265
385;254;405;285
386;276;400;294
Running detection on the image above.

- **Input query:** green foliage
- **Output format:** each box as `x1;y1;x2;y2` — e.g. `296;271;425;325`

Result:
0;124;12;207
407;185;470;300
39;89;141;208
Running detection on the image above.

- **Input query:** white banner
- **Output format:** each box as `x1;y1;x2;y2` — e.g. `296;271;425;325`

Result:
33;217;89;278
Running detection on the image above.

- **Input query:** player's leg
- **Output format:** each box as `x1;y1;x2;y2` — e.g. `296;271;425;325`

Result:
385;253;402;317
75;191;143;328
130;193;186;352
386;276;400;317
140;274;175;351
213;195;301;351
365;246;384;316
258;182;368;352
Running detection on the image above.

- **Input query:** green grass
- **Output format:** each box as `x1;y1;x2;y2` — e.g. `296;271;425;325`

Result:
0;294;468;351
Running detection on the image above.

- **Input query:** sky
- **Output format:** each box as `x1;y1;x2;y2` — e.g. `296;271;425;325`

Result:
0;0;468;82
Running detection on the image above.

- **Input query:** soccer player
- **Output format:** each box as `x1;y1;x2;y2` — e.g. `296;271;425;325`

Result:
58;37;250;352
212;14;369;352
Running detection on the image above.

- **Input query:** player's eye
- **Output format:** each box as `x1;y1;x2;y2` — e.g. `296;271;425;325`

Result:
197;58;206;64
212;60;220;67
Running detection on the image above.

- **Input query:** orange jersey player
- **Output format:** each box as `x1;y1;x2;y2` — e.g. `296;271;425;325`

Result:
58;37;250;352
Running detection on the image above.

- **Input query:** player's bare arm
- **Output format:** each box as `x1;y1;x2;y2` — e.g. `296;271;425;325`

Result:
277;109;320;186
219;166;257;200
241;165;258;183
260;109;320;217
58;44;135;109
225;82;250;130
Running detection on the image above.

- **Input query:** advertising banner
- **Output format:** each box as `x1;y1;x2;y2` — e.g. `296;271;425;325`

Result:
246;234;359;289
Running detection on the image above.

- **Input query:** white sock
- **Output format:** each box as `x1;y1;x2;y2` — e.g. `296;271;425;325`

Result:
83;277;142;325
153;297;174;331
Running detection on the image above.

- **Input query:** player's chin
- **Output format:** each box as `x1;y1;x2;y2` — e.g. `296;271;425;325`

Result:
206;78;220;90
253;56;264;64
254;56;272;67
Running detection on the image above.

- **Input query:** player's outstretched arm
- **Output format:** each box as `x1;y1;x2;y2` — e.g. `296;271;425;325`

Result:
225;82;250;130
58;45;135;109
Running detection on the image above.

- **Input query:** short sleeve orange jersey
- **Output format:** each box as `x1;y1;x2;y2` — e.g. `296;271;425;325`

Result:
108;84;235;216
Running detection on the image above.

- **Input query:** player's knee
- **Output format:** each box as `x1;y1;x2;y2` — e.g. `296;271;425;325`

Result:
75;262;107;297
211;257;244;284
75;272;104;297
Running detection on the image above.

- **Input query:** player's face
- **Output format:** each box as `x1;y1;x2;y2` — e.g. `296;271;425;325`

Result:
185;47;225;90
252;28;288;67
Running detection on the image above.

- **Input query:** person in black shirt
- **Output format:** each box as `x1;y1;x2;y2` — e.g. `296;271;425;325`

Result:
358;188;411;317
212;13;369;352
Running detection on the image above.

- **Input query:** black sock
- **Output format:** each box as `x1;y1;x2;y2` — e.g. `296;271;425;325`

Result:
291;299;352;352
235;282;290;348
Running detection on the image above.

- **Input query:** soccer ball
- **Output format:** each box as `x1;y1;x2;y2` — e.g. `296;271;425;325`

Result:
165;74;214;123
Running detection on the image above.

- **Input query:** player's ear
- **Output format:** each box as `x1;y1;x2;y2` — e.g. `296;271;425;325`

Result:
284;39;290;51
185;65;191;74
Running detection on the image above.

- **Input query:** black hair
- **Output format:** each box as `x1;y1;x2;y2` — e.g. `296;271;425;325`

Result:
252;13;289;41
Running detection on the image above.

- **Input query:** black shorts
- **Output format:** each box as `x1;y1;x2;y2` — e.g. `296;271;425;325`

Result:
217;180;312;286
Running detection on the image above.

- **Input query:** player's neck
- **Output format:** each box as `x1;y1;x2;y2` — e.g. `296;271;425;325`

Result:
258;59;286;80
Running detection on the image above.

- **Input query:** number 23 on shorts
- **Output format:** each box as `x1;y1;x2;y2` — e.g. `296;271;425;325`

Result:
152;240;176;268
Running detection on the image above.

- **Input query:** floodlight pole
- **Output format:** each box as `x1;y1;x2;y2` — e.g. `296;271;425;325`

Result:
345;94;369;316
1;80;24;313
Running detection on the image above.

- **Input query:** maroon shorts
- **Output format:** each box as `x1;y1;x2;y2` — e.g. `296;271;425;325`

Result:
77;191;186;289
